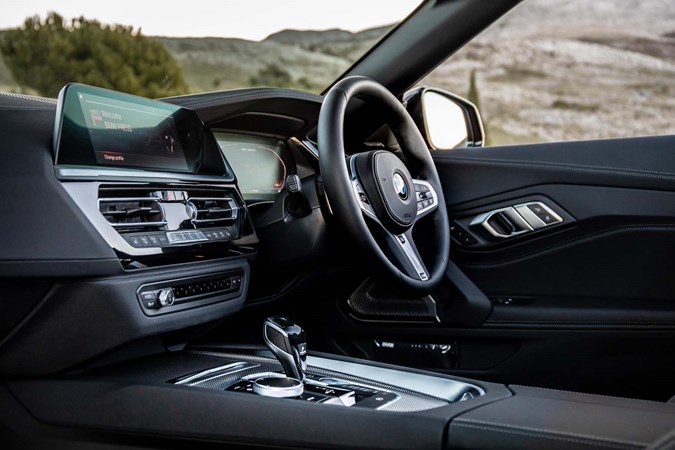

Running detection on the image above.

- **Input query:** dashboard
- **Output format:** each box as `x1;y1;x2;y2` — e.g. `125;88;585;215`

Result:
0;82;328;376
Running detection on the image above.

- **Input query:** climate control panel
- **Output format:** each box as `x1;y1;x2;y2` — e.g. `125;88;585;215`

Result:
137;271;244;315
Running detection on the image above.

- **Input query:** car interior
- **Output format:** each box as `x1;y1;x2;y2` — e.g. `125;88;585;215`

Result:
1;0;675;449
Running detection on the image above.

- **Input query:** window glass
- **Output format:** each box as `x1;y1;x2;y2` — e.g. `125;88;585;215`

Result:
420;0;675;145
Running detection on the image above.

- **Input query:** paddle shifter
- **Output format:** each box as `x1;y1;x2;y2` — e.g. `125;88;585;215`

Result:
263;317;307;381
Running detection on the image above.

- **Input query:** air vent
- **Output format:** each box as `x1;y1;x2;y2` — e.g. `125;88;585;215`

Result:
189;197;238;227
99;198;166;230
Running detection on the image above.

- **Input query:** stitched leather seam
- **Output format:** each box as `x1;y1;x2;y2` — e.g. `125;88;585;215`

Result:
485;321;675;325
462;225;675;268
651;431;675;450
437;154;675;180
483;323;675;331
510;385;671;406
452;420;644;449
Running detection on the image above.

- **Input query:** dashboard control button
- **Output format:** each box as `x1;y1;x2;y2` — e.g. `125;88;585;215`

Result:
158;288;175;307
451;224;478;245
147;235;160;246
139;236;151;247
232;276;242;289
142;299;159;309
128;236;142;247
140;291;159;309
158;235;169;246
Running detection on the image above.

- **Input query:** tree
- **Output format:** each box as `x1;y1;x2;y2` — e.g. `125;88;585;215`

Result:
0;13;188;98
467;69;490;145
467;69;481;111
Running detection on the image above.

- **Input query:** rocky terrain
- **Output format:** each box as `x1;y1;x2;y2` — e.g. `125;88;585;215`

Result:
423;0;675;144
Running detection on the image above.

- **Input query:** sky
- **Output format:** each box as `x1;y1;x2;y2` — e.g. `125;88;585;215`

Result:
0;0;421;41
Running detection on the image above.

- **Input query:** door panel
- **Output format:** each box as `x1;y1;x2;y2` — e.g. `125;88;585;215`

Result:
429;134;675;398
434;135;675;327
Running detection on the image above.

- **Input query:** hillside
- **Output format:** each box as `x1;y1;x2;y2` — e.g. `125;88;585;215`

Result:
154;25;391;93
0;25;388;95
1;0;674;145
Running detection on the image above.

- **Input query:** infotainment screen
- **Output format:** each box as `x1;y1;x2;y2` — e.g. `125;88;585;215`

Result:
77;90;189;171
53;83;227;177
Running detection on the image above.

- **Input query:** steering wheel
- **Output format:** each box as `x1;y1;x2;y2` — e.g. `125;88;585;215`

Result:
318;76;450;292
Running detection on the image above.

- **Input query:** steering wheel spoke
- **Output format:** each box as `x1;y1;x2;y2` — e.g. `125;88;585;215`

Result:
384;228;429;281
349;159;379;222
412;179;439;220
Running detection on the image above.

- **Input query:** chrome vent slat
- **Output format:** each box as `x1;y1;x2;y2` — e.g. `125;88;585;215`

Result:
99;197;166;230
188;197;238;227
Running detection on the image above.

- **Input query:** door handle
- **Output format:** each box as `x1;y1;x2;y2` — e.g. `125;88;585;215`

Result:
470;206;532;239
470;202;563;240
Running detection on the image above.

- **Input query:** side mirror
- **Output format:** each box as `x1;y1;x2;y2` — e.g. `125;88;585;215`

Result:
404;87;485;149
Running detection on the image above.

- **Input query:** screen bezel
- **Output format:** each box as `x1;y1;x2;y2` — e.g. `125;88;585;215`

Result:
53;83;230;178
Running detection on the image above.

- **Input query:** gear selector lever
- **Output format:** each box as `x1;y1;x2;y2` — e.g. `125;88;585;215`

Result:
263;317;307;381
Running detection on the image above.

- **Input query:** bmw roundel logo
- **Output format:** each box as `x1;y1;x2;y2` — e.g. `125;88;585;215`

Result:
393;173;408;200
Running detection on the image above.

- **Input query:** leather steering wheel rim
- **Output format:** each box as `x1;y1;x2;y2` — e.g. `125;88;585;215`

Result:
318;76;450;292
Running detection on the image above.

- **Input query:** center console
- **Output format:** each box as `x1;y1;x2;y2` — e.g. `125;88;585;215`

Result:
161;317;483;411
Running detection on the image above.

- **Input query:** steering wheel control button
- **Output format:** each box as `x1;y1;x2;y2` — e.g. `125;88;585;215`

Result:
252;376;304;398
158;288;175;307
413;180;439;217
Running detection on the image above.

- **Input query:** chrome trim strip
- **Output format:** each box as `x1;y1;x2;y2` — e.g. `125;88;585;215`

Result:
253;377;304;398
188;197;239;222
514;205;546;230
393;232;428;281
293;138;319;160
307;356;485;402
470;206;533;239
56;167;233;183
514;201;563;226
175;362;254;385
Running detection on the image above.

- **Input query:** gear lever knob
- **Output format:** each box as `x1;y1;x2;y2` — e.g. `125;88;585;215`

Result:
263;317;307;381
